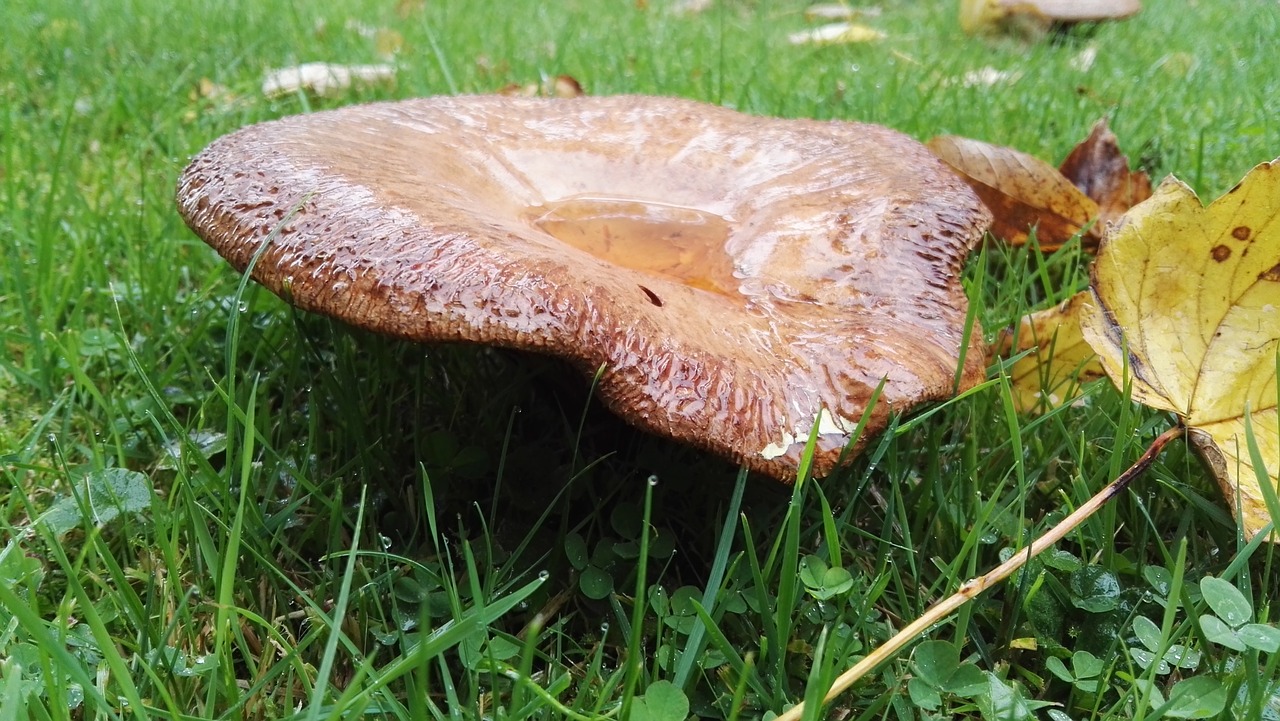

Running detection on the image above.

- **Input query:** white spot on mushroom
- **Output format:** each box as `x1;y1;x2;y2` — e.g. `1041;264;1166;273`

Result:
760;407;856;459
761;432;796;460
815;408;858;436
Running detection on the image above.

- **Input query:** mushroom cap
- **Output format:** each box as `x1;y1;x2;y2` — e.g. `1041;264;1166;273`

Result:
177;95;990;479
1026;0;1141;22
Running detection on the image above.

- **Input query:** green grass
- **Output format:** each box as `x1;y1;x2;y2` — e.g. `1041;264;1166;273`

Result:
2;0;1279;718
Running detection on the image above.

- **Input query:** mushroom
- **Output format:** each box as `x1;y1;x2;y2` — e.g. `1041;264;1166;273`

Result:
961;0;1141;35
177;95;991;480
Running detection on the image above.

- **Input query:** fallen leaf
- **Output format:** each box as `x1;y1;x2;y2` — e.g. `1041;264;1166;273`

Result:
551;75;584;98
928;135;1100;250
1059;119;1152;229
949;66;1023;88
788;22;886;46
1080;159;1280;539
262;63;396;98
497;75;585;98
1071;46;1099;72
997;293;1107;413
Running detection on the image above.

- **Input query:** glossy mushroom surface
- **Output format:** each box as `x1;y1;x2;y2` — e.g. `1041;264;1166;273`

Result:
177;95;991;479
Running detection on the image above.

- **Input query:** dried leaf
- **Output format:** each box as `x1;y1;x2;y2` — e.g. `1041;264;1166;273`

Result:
997;293;1106;413
1071;46;1099;72
551;75;584;98
1080;160;1280;539
262;63;396;98
497;75;585;98
927;135;1100;250
788;22;886;46
946;66;1023;88
1059;119;1153;229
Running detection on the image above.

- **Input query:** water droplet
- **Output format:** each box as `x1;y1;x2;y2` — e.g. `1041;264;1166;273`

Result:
599;621;610;633
537;570;550;581
850;63;861;72
379;534;392;550
237;301;248;313
647;475;659;486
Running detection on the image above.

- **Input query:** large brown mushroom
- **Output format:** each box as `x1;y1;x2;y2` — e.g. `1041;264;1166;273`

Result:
177;95;991;479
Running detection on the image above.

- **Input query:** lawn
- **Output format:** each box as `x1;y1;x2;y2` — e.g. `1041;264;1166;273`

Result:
2;0;1279;719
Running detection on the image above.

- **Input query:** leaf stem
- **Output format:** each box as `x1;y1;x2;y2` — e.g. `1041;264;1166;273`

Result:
776;424;1186;721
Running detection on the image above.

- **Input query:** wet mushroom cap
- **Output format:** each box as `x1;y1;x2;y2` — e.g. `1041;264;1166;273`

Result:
177;95;991;479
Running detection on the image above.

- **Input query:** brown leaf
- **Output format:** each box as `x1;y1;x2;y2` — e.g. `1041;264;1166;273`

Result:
497;75;585;98
927;135;1099;250
551;75;584;98
1059;118;1152;229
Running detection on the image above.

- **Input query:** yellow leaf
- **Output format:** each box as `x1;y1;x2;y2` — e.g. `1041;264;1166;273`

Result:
997;292;1107;413
1081;159;1280;539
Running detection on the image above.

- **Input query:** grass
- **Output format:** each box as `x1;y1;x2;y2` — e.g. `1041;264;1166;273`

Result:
2;0;1279;718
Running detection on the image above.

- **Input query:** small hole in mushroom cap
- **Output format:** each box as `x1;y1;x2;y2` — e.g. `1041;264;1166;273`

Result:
639;286;663;307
